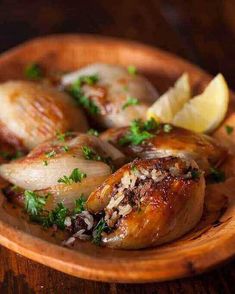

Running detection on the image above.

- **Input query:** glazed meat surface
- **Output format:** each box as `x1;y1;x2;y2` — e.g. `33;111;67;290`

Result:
86;157;205;249
100;124;226;173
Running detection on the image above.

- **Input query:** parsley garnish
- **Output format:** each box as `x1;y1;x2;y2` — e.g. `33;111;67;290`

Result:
225;125;234;135
0;151;10;160
68;75;100;115
119;118;158;145
123;85;129;92
87;128;99;137
82;146;113;170
24;63;43;80
56;130;72;142
45;150;56;158
43;160;48;166
127;65;137;75
163;124;173;133
58;168;87;185
191;169;201;179
122;97;139;110
74;195;86;214
61;145;69;152
24;190;47;216
131;164;138;173
0;150;24;160
92;218;107;244
209;167;225;183
46;203;69;230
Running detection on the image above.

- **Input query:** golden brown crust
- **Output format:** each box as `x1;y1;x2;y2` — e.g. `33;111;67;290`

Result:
100;124;227;173
86;157;205;249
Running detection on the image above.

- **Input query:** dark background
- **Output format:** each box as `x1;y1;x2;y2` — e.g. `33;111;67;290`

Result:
0;0;235;293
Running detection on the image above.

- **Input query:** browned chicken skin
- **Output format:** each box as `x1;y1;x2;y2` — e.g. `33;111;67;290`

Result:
86;157;205;249
100;124;227;174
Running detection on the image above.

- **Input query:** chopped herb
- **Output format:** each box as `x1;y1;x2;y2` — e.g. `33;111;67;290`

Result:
87;128;99;137
45;150;56;158
58;168;87;185
43;160;48;166
24;63;43;80
209;167;225;183
191;169;201;179
24;190;47;216
122;96;139;110
46;203;69;230
0;151;10;159
127;65;137;75
225;125;234;135
144;118;159;131
82;146;101;161
61;145;69;152
74;195;86;214
68;75;100;115
56;130;72;142
123;85;129;92
12;185;20;191
163;124;173;133
131;165;138;173
119;118;159;146
78;95;100;115
12;150;24;160
92;218;107;244
0;150;24;160
82;146;113;170
80;74;99;85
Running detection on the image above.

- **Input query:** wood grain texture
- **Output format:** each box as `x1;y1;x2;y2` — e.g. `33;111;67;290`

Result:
0;0;235;292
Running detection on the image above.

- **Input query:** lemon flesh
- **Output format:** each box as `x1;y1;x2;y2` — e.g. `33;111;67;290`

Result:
172;74;229;133
147;73;190;122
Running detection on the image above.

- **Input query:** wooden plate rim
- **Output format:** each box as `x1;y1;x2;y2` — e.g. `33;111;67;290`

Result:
0;34;234;283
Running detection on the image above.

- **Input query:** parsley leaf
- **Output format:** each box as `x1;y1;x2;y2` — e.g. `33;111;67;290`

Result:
46;203;69;230
122;97;139;110
190;169;201;179
127;65;137;75
87;128;99;137
119;119;159;145
68;75;100;115
131;164;138;173
24;190;47;216
92;218;107;244
24;63;43;80
56;130;72;142
45;150;56;158
43;160;48;166
209;167;225;183
61;145;69;152
82;146;114;170
225;125;234;135
58;168;87;185
74;195;86;214
144;118;159;131
163;124;173;133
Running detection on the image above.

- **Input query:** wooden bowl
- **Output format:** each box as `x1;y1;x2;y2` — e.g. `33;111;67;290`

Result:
0;34;235;283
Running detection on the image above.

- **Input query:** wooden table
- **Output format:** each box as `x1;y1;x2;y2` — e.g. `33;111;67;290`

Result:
0;0;235;293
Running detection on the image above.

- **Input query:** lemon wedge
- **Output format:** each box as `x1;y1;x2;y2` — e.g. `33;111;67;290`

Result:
147;73;190;122
172;74;229;133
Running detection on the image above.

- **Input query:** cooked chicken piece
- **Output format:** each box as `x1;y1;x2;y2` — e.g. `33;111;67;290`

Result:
61;63;158;128
0;133;125;209
86;157;205;249
0;81;88;150
100;123;227;174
